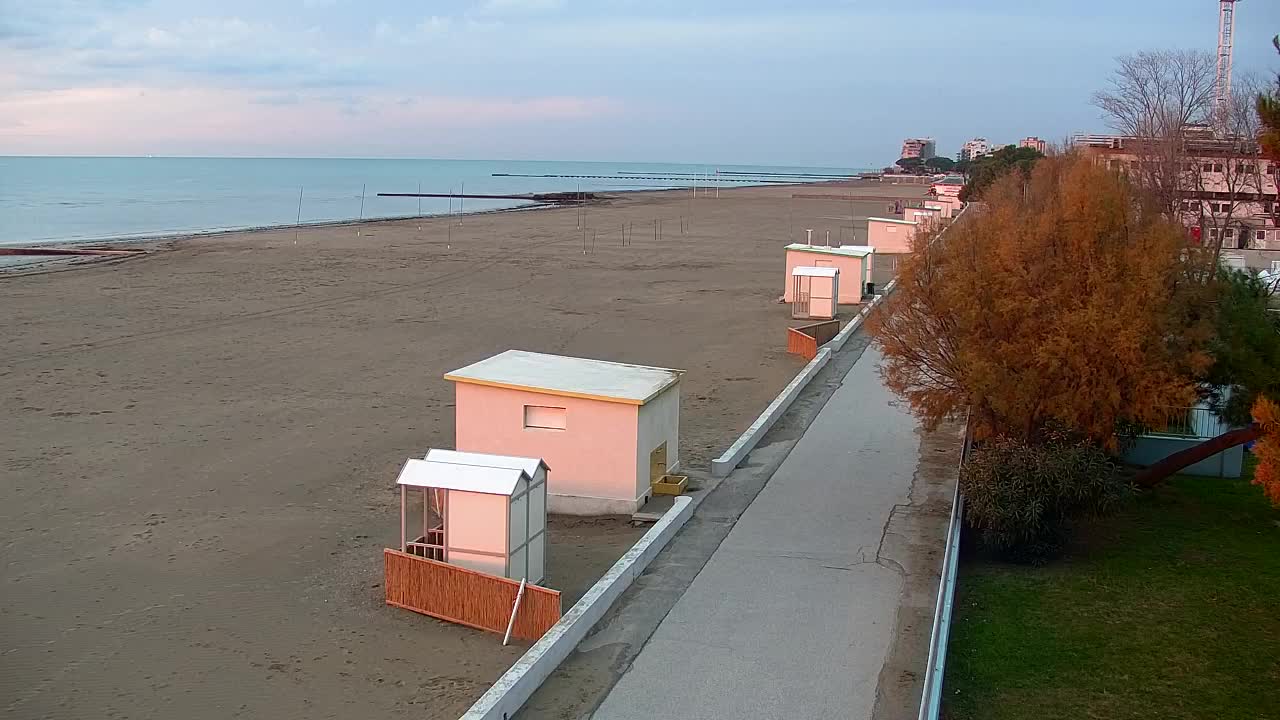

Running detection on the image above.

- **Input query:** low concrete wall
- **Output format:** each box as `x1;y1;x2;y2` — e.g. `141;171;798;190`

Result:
459;495;695;720
1124;436;1244;478
711;282;898;478
710;348;833;477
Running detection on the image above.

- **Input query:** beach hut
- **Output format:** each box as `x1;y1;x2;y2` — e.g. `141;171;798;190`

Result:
783;243;874;304
446;350;683;515
394;449;548;583
904;206;943;228
866;217;919;254
790;266;839;319
925;199;956;219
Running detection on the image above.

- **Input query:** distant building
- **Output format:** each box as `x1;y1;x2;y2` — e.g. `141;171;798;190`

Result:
1073;133;1280;253
900;138;937;160
1020;136;1047;153
957;138;990;162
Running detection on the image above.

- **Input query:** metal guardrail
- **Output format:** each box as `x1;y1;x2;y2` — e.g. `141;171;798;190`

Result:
917;419;970;720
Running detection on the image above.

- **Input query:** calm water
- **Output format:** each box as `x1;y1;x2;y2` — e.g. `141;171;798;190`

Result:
0;157;868;246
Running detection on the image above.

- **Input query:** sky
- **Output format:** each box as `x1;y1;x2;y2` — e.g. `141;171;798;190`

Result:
1;0;1278;166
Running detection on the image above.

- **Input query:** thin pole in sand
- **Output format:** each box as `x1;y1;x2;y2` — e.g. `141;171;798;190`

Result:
576;183;581;229
357;183;366;237
417;182;422;217
448;187;453;217
459;182;465;225
716;169;720;199
295;186;303;245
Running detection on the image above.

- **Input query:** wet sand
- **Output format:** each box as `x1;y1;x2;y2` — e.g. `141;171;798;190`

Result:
0;181;927;719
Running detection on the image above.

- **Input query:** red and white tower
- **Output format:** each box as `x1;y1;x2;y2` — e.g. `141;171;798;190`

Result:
1214;0;1239;131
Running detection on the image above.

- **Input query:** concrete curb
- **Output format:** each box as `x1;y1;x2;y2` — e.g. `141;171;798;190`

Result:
710;282;898;478
460;495;695;720
710;347;832;477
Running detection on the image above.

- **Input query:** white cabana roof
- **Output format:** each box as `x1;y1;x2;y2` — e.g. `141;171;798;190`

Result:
395;457;528;496
791;266;839;278
867;216;919;225
445;349;682;406
784;243;874;258
423;448;549;478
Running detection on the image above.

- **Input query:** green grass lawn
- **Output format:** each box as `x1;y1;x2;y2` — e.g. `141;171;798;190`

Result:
944;463;1280;720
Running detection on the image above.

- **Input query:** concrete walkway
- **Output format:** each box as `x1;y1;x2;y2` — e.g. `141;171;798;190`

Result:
591;347;941;720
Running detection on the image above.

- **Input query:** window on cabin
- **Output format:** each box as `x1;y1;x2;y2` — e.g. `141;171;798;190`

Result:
523;405;567;430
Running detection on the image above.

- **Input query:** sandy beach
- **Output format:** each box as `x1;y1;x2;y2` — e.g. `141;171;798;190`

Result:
1;180;927;719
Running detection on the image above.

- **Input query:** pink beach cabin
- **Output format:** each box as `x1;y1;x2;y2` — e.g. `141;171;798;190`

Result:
866;217;918;254
783;243;873;304
446;350;683;516
904;206;942;228
790;266;839;320
394;449;548;583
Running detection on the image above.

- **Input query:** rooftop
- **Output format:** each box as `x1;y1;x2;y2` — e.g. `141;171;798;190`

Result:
445;350;682;406
784;243;874;257
424;448;548;478
395;457;527;496
792;266;840;277
867;217;920;225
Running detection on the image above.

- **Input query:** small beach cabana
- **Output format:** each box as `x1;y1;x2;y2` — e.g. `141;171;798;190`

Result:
790;266;839;320
395;450;549;583
446;350;683;516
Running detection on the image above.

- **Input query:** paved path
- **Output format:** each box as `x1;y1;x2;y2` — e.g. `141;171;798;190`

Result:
591;347;933;720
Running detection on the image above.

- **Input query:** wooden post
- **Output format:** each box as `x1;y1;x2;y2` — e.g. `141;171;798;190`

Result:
295;186;303;245
400;485;407;551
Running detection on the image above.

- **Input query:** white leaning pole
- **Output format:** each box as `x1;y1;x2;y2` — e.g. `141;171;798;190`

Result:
502;578;528;646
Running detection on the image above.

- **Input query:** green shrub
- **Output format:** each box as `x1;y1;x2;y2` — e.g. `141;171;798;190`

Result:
960;438;1126;563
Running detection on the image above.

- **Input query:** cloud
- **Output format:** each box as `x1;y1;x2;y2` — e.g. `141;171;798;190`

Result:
473;0;566;16
18;15;369;92
374;16;452;44
250;92;301;105
0;85;621;155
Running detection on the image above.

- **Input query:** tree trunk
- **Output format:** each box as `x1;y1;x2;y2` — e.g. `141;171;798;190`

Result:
1131;423;1261;487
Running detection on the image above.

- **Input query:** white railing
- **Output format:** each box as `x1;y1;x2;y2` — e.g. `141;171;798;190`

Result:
1144;406;1231;439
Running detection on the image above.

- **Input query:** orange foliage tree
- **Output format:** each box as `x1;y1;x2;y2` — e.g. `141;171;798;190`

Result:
869;152;1212;448
1248;397;1280;505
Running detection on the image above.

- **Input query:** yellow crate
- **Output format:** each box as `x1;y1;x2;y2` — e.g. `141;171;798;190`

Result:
651;474;688;496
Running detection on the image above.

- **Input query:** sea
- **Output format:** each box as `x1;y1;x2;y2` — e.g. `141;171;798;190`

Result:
0;157;870;247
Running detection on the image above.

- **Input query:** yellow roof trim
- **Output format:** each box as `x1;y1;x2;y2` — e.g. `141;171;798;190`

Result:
444;374;681;406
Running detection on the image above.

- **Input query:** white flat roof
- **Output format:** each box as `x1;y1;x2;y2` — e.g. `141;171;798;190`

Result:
867;217;919;225
792;266;839;277
424;448;549;478
784;243;873;258
396;457;528;496
445;350;682;406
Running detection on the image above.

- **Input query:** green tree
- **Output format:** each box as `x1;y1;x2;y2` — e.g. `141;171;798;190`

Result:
1203;269;1280;426
958;145;1044;201
924;156;955;172
896;157;925;172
